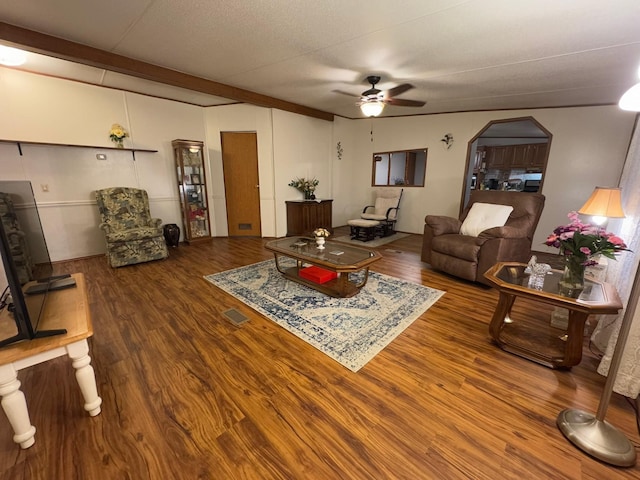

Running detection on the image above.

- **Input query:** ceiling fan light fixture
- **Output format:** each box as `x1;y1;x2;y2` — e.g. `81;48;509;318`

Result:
360;100;385;117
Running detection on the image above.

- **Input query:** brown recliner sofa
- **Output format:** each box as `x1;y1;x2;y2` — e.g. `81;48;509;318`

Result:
421;190;545;285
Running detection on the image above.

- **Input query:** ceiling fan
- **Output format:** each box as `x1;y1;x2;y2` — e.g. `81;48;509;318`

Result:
336;75;426;117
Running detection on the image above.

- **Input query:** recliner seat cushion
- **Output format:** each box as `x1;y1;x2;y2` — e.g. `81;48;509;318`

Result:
430;251;477;282
432;234;484;262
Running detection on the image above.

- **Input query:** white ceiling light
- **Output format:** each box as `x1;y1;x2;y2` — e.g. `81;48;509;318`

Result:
0;46;27;66
360;100;385;117
619;64;640;111
619;82;640;111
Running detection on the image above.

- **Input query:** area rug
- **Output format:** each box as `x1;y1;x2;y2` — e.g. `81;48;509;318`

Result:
332;232;410;248
204;260;444;372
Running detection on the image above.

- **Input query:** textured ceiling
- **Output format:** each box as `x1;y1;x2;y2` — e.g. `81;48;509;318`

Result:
0;0;639;119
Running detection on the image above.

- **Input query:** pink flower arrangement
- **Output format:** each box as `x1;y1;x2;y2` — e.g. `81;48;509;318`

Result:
545;211;628;266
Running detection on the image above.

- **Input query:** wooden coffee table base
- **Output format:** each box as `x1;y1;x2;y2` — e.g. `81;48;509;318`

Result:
265;237;381;299
273;256;371;298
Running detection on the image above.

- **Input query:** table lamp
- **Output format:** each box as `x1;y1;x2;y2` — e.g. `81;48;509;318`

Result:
556;186;637;467
578;187;625;225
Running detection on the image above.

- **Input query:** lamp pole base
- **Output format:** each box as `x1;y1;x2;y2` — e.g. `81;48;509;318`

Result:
557;409;636;467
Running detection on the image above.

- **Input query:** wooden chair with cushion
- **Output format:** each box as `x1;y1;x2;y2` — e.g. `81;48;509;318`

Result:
348;188;404;241
361;188;403;236
95;187;169;268
421;190;545;285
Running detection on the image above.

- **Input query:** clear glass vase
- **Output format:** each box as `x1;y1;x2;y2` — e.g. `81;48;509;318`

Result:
558;255;586;298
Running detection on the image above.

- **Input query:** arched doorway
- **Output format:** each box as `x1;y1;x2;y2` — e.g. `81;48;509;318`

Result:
460;117;552;214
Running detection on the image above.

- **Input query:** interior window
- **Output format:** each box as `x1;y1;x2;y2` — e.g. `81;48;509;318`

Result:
372;148;427;186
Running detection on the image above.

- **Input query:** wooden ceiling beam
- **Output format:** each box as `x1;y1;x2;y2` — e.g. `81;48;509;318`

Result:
0;22;334;122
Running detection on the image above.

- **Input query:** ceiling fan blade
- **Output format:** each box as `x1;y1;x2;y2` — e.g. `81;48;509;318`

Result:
385;83;414;98
385;98;426;107
333;89;360;98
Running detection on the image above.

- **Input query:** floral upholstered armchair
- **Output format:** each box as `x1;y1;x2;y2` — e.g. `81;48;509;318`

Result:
95;187;169;268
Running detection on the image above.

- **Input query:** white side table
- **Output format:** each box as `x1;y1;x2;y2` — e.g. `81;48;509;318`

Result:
0;273;101;448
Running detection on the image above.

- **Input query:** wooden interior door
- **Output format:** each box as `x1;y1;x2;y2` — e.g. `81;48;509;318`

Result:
221;132;261;236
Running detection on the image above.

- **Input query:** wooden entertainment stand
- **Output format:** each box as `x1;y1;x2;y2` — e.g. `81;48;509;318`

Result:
0;273;102;448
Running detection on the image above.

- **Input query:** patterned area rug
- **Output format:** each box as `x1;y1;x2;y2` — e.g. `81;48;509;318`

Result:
204;260;444;372
332;232;409;248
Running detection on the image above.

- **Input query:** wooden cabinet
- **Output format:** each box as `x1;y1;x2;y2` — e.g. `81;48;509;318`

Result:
485;143;548;170
485;146;511;168
510;144;530;168
172;139;211;243
528;143;548;168
286;200;333;236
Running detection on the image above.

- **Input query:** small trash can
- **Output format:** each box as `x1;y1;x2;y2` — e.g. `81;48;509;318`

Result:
163;223;180;247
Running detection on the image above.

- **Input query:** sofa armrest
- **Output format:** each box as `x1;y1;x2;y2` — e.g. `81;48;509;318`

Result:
422;215;462;264
149;218;163;228
478;225;528;239
425;215;461;236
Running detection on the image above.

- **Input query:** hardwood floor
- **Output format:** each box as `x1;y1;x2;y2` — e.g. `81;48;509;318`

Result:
1;228;639;479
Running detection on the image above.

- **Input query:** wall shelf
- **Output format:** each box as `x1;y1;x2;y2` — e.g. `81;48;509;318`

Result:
0;139;157;160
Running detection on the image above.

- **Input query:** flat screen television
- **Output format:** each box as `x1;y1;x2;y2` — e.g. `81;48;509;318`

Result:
0;181;76;348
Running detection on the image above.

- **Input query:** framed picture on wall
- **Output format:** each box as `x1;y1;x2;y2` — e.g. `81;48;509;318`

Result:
191;174;201;184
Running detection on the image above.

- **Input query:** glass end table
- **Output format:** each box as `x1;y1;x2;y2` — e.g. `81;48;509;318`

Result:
484;262;622;369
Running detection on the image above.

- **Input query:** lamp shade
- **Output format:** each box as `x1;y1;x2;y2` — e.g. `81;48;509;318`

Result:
578;187;625;218
360;100;384;117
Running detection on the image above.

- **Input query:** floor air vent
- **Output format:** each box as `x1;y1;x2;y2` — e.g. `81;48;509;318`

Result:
223;308;249;326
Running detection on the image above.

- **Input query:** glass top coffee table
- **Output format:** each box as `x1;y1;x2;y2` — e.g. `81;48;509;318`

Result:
264;237;381;298
484;262;623;369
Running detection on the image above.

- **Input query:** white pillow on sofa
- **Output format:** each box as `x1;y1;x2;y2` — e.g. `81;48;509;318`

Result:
459;202;514;237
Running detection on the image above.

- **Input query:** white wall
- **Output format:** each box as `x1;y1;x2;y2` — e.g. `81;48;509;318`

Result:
272;110;333;237
334;107;636;252
204;104;274;236
0;67;636;272
203;106;333;238
331;116;359;223
0;68;206;263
